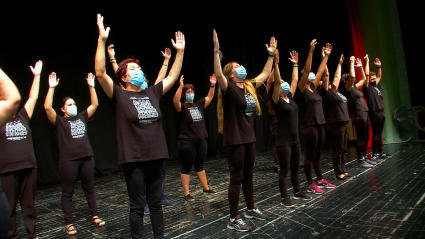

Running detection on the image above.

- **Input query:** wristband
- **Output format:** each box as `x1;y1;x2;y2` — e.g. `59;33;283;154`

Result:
293;65;298;67
377;66;382;68
269;54;275;57
110;59;116;63
214;49;223;60
163;64;168;67
210;85;216;88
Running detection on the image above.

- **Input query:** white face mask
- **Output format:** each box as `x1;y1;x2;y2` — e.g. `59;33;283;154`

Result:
66;105;77;117
308;72;316;82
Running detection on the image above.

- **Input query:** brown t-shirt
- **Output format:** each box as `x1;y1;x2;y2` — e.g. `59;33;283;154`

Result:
321;88;350;124
222;82;257;146
112;82;168;165
178;99;208;140
297;84;326;128
0;108;36;174
56;110;94;165
364;85;385;111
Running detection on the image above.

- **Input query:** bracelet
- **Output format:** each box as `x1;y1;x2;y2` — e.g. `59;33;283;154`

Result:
163;64;168;67
210;85;216;88
110;59;116;63
269;54;275;57
293;65;298;67
214;49;223;60
377;66;382;68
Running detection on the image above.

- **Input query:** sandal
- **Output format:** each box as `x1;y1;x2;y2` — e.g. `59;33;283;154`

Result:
92;216;105;227
65;224;77;235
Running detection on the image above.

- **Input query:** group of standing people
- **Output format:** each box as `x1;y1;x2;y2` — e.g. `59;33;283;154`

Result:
0;14;388;239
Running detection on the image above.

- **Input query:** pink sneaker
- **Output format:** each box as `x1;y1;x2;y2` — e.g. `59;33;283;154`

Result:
307;182;324;194
317;178;336;189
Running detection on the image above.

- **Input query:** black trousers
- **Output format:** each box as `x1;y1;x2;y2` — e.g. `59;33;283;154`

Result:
352;111;370;159
370;110;385;154
327;122;349;176
0;168;37;239
123;159;164;239
0;180;9;239
302;124;325;185
276;144;301;198
177;139;208;175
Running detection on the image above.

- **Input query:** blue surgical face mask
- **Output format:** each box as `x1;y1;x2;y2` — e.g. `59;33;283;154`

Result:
281;82;290;94
370;80;377;87
67;105;77;117
141;81;148;90
186;93;194;102
235;66;247;79
127;68;146;87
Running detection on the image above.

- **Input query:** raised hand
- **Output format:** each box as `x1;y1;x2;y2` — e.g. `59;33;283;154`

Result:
355;58;363;67
171;31;185;51
374;58;381;67
288;51;298;64
350;56;355;64
339;54;345;64
210;74;217;85
321;47;325;59
30;60;43;76
266;37;277;54
324;43;332;56
274;49;280;64
107;44;115;58
161;48;171;59
87;73;95;87
97;14;110;41
310;39;317;52
179;75;184;87
213;29;220;50
49;72;59;88
364;54;369;62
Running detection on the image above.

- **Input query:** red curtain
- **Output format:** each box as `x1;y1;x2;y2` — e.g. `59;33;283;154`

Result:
346;0;373;148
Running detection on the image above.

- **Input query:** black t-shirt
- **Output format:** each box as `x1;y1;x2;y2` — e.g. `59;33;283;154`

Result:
297;84;326;128
342;85;368;114
321;88;350;124
222;82;257;146
113;82;168;165
364;84;385;111
0;108;36;174
273;92;299;147
179;99;208;140
56;110;94;165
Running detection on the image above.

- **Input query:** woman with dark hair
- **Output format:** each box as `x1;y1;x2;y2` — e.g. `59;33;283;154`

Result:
173;75;217;201
213;30;275;232
297;40;336;194
269;51;312;208
364;55;388;160
95;14;185;238
339;57;374;168
321;54;352;179
44;71;103;235
0;61;40;239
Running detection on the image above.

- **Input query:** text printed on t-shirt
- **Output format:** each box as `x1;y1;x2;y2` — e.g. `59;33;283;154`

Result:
245;93;256;116
131;96;159;124
5;120;27;141
188;107;203;122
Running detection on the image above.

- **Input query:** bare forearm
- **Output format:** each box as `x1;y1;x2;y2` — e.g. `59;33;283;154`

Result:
44;88;55;110
173;85;183;104
155;59;170;85
256;56;274;85
168;51;184;81
28;75;40;101
298;51;313;91
213;51;227;90
89;86;98;107
95;40;107;77
315;55;329;87
333;63;342;88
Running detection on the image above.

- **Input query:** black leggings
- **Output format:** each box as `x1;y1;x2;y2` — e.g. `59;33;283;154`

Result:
0;168;37;239
226;143;256;218
0;181;9;239
123;159;164;239
58;157;98;225
370;110;385;154
177;139;207;175
352;111;370;159
327;122;349;176
302;124;325;185
276;144;301;198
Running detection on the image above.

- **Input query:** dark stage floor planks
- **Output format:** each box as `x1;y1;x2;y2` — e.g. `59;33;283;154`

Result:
13;142;425;238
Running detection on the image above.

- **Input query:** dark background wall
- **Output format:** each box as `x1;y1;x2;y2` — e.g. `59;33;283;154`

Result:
3;1;419;185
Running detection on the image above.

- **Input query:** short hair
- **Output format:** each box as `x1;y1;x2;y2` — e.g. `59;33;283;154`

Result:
116;57;142;86
59;96;72;109
370;71;377;77
182;84;195;99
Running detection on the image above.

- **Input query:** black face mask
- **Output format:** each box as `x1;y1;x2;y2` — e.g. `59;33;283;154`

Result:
370;80;377;87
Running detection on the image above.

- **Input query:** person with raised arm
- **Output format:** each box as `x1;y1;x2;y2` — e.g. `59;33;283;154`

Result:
339;57;374;168
213;29;275;232
321;54;352;179
95;14;184;238
364;55;389;160
173;74;217;202
297;41;336;194
268;50;312;208
44;72;104;236
0;67;21;239
0;61;41;239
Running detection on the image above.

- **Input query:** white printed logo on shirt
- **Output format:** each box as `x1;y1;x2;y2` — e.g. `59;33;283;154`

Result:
69;119;86;139
373;87;382;96
188;107;202;122
131;97;159;124
5;120;27;141
335;91;347;103
245;93;256;116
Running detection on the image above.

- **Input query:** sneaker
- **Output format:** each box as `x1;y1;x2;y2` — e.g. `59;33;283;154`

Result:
372;153;384;160
227;215;251;232
380;152;390;157
203;189;217;194
307;183;324;194
184;194;195;202
144;205;150;214
161;197;176;206
244;206;268;220
359;161;373;168
293;191;312;200
365;159;377;165
281;197;295;208
317;179;336;189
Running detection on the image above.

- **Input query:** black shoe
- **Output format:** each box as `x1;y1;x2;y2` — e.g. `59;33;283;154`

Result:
203;189;217;194
161;197;176;206
184;194;195;202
